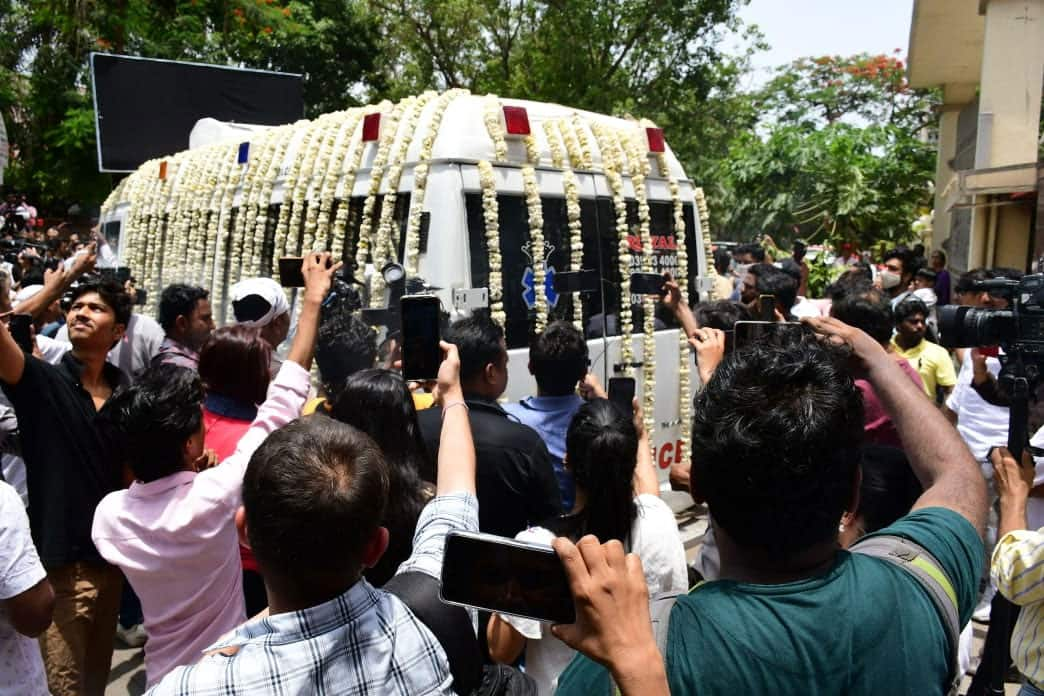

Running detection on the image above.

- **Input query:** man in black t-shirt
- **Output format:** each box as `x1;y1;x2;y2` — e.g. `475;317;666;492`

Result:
0;278;131;696
417;314;560;537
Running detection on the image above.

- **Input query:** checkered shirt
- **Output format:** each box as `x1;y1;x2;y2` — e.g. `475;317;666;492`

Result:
145;492;479;696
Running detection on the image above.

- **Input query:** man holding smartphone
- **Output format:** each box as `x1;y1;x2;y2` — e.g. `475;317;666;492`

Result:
551;317;987;695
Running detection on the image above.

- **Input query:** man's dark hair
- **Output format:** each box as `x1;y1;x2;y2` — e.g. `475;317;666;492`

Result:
931;250;947;265
444;313;505;384
914;268;937;283
158;284;208;333
992;267;1025;282
749;263;797;316
713;247;731;275
735;243;765;263
778;258;802;284
793;240;807;262
894;298;929;324
691;340;863;557
955;268;993;294
530;322;588;396
316;305;377;403
830;288;893;346
824;272;873;302
198;325;272;406
882;248;913;276
108;364;204;482
70;279;132;326
243;417;390;584
694;301;750;332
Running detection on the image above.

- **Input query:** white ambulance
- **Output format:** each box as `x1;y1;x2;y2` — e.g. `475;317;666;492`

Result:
100;92;714;484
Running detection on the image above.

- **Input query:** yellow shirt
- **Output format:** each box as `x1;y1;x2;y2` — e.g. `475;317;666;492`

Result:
993;529;1044;689
890;339;957;398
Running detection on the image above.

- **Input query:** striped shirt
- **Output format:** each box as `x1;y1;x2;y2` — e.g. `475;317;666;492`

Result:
992;529;1044;688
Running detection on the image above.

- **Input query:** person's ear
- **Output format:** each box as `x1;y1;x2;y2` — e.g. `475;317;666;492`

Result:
484;361;498;385
112;322;127;344
174;314;188;337
360;526;390;569
235;507;251;550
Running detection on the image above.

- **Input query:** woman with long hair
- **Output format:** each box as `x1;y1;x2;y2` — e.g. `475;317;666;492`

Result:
197;325;272;616
486;398;687;696
327;368;433;586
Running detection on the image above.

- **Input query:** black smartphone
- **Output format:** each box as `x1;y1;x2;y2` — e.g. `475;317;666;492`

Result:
733;321;806;351
553;269;599;294
278;257;306;288
8;313;32;353
440;531;575;624
758;294;776;322
400;294;442;381
608;377;636;416
630;272;667;296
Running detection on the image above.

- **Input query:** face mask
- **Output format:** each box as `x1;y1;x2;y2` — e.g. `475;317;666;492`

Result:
879;270;901;289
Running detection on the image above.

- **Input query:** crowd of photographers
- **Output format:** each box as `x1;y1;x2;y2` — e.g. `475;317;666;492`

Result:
0;206;1040;696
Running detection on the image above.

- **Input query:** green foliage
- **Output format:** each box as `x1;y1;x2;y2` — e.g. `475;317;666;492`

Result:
711;53;939;251
1;0;379;213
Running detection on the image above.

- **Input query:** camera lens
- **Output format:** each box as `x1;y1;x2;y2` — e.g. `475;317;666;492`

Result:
938;305;1014;349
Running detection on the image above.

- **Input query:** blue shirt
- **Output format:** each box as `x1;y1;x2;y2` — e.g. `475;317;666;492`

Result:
504;395;582;510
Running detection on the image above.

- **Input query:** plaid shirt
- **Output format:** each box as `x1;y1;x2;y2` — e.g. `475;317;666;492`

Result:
146;492;479;696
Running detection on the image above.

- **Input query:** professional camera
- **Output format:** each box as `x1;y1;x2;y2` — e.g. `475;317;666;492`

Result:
939;274;1044;355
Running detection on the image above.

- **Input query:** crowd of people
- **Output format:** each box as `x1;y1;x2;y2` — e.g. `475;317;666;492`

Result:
1;209;1043;696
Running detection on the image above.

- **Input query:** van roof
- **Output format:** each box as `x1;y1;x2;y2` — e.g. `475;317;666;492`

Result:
187;92;691;183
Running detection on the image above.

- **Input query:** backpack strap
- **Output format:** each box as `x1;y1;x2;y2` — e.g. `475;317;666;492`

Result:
850;534;960;693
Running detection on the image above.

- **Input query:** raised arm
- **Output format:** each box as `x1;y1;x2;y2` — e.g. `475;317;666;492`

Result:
632;399;659;497
433;341;475;496
990;446;1044;606
0;317;26;385
663;273;698;339
806;316;988;537
18;244;96;321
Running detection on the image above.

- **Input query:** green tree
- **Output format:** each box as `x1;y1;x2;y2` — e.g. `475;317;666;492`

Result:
371;0;763;187
711;53;939;250
0;0;379;213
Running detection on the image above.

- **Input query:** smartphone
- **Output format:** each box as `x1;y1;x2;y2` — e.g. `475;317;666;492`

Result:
630;272;667;296
733;321;805;351
608;377;636;416
278;257;306;288
8;313;32;353
400;294;442;381
440;531;576;624
553;269;599;294
758;294;776;322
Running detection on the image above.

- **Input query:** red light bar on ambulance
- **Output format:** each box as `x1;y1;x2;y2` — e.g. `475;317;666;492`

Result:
362;113;381;142
502;106;531;136
646;127;666;153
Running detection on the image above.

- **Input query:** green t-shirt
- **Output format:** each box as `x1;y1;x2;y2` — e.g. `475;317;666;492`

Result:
555;507;983;695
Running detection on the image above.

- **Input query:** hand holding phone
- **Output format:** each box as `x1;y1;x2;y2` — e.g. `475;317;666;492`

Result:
400;294;442;381
441;531;575;624
629;272;668;296
758;294;776;322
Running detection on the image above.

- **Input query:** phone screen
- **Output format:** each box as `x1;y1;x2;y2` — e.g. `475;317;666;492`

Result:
608;377;636;416
758;294;776;322
278;257;306;288
8;314;32;353
733;321;805;351
630;272;667;296
400;295;441;381
440;532;575;624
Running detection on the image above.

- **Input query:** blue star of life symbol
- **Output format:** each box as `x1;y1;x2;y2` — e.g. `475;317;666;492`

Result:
521;264;558;310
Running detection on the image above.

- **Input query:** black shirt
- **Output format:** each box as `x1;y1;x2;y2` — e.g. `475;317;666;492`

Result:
418;396;562;538
2;352;126;568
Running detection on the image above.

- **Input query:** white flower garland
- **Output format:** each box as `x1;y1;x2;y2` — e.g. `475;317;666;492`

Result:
301;112;347;254
357;98;409;307
571;114;594;170
313;110;363;254
590;121;633;373
293;114;338;259
250;126;295;276
271;120;313;271
549;119;584;329
478;160;505;328
483;94;509;162
211;143;242;312
522;164;547;333
404;88;468;276
203;145;235;296
227;137;267;287
556;118;583;170
332;102;384;263
542;121;565;169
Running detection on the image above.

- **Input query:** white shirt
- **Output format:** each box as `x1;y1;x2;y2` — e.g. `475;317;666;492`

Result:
946;351;1010;467
501;494;687;696
0;481;49;696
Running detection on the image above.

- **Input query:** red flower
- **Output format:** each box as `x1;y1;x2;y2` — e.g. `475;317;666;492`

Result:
282;6;290;15
262;25;273;33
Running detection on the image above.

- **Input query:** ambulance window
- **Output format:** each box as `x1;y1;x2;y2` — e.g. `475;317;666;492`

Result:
465;193;595;349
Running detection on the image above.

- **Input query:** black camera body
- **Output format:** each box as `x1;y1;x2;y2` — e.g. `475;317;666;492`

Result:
939;274;1044;356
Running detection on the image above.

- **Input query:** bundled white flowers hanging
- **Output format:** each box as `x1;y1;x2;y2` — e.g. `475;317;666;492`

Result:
522;164;547;333
356;101;405;304
478;159;505;328
483;94;509;162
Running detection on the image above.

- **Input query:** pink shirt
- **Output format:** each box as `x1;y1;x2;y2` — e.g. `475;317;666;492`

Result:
856;357;924;448
92;361;310;686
